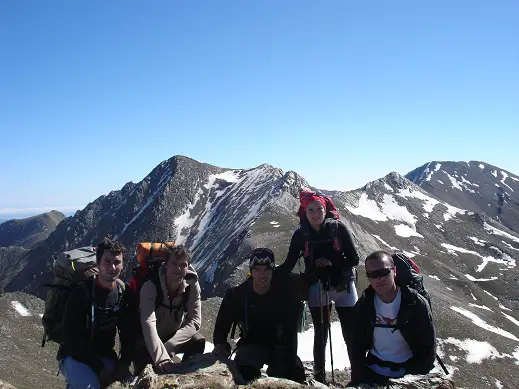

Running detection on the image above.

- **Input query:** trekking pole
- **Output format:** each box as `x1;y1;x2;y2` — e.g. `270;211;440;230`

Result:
325;283;335;385
436;354;449;375
319;280;325;380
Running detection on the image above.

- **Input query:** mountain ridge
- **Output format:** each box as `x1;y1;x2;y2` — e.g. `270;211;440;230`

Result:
1;156;519;388
0;210;65;249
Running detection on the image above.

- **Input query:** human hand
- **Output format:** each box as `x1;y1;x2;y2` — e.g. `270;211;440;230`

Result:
155;359;177;374
315;258;332;267
212;343;231;359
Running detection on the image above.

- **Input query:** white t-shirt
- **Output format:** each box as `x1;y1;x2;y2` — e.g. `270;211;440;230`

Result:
368;288;413;377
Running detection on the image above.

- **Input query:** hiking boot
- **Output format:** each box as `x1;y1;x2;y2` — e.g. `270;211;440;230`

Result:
314;371;327;384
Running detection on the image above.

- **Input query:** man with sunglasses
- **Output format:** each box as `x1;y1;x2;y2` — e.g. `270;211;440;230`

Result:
348;251;436;386
212;248;305;384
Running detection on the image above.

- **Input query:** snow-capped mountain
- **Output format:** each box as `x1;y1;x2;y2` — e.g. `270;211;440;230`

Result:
406;161;519;234
2;156;519;389
5;156;313;297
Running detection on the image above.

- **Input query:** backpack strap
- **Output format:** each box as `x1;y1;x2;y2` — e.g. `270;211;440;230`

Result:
326;219;341;252
90;275;96;342
373;322;400;333
230;282;251;341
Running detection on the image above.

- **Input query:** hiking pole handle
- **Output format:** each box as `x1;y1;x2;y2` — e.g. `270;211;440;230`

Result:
436;354;449;375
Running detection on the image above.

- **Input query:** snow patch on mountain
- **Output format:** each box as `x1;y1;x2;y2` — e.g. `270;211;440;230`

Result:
395;224;423;238
479;164;485;169
502;312;519;328
484;223;519;244
372;235;397;250
445;172;465;192
483;290;499;301
440;338;511;364
514;347;519;365
442;203;465;221
460;175;479;188
469;237;486;246
298;322;350;370
397;188;439;213
500;171;514;192
11;301;30;316
502;241;519;251
346;194;387;221
381;195;418;226
441;243;515;272
383;183;394;192
450;307;519;341
424;163;442;182
174;187;204;244
468;303;493;312
347;193;424;238
465;274;498;282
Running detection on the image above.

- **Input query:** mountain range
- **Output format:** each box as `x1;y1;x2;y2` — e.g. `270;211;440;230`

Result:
1;155;518;389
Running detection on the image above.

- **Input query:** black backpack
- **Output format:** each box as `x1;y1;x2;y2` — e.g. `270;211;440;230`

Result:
41;246;124;347
391;251;431;307
42;246;98;346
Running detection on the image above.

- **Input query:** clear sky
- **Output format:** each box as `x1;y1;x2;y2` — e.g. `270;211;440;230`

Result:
1;0;518;219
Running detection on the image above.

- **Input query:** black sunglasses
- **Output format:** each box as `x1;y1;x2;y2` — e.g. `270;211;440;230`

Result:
366;268;393;279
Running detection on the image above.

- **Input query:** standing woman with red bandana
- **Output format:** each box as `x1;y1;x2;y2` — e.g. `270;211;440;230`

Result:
277;191;360;384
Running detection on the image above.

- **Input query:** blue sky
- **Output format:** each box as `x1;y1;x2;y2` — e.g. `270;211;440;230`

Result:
1;0;518;219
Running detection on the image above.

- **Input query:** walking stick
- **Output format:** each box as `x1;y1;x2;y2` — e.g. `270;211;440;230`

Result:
325;283;335;385
436;354;449;375
318;280;326;381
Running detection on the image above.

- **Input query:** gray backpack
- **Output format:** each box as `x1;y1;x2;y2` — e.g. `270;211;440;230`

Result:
41;246;99;346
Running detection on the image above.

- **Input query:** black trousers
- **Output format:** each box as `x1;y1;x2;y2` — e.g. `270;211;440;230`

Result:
234;342;305;383
133;332;206;374
309;305;355;374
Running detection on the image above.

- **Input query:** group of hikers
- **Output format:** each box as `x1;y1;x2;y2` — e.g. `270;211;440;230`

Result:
44;191;437;388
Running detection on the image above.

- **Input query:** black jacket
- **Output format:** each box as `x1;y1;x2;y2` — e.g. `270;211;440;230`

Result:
277;218;359;288
57;278;131;374
213;273;300;350
350;286;436;383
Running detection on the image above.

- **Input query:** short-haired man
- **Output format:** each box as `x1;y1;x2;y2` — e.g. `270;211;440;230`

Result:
58;238;131;389
349;250;436;386
212;248;305;383
135;245;205;374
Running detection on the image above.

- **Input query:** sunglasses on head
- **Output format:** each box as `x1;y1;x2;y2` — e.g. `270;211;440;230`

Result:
366;268;393;279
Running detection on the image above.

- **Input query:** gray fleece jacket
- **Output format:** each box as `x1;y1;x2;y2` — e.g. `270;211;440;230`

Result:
139;264;201;364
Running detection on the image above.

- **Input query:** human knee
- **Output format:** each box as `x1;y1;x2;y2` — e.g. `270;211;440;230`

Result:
191;333;206;354
238;365;261;382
